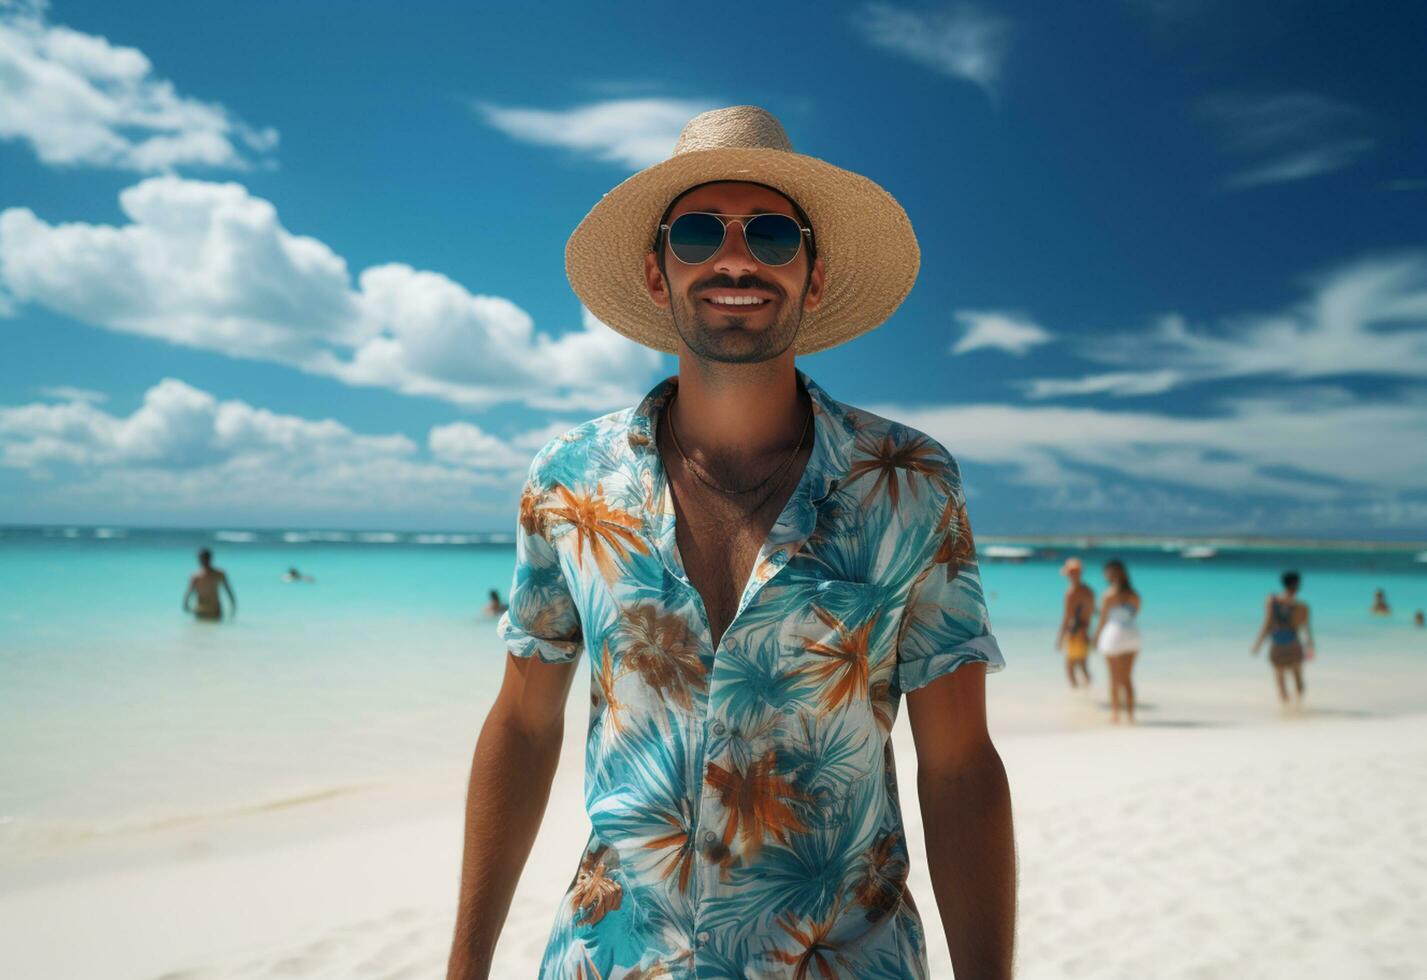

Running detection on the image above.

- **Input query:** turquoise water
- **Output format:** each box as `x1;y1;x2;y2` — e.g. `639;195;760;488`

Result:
3;525;1426;842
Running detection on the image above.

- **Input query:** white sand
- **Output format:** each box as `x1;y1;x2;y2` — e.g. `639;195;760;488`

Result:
3;700;1425;979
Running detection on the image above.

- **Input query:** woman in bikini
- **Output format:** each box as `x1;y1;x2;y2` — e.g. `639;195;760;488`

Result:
1092;558;1141;724
1252;570;1313;709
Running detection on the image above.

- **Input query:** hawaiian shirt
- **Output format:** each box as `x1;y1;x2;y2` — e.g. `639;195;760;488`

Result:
498;369;1004;980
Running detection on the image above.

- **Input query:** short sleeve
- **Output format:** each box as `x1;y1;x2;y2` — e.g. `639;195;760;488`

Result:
894;460;1005;695
496;459;584;665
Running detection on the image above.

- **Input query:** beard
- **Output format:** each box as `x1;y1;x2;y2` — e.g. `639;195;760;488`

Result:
668;273;807;364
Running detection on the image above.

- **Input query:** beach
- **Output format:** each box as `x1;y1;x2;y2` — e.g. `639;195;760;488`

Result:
2;528;1426;977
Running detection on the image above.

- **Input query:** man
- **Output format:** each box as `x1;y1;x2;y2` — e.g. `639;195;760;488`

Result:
183;548;236;621
448;106;1015;979
1251;570;1313;708
1055;557;1095;688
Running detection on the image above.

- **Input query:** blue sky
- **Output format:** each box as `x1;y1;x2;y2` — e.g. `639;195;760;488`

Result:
1;0;1425;537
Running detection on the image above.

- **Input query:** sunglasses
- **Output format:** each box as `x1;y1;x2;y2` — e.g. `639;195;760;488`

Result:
659;212;812;267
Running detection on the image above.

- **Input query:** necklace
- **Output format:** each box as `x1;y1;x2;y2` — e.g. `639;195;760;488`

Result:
666;392;812;496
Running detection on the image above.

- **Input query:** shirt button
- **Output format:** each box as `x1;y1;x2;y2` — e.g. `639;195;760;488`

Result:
712;721;726;736
703;830;717;844
696;930;711;945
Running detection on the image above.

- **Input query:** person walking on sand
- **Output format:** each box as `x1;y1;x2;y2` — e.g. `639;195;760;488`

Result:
1252;571;1313;709
1055;557;1095;689
1092;558;1140;724
447;106;1015;980
183;548;236;622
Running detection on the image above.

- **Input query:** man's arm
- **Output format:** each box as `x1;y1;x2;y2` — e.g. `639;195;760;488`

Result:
447;651;577;980
906;662;1016;979
182;575;195;612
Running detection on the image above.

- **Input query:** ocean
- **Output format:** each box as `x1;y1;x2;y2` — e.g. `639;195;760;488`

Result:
3;524;1426;869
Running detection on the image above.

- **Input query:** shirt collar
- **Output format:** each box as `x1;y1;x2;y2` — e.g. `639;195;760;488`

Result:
626;368;855;504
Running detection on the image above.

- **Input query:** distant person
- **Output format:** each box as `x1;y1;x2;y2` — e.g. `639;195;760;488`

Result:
1092;558;1141;724
483;588;507;617
1055;557;1095;688
183;548;236;622
1370;588;1390;616
1252;571;1312;708
1413;610;1424;628
283;566;314;583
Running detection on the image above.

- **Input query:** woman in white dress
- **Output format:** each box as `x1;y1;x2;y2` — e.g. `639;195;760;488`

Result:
1092;558;1141;724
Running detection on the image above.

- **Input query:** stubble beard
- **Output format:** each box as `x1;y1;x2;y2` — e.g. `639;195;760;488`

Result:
668;287;807;364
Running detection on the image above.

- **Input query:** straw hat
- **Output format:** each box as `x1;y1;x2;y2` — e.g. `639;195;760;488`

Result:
565;105;920;355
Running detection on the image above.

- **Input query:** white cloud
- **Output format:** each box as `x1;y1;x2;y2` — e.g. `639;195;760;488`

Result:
476;97;717;170
1026;252;1427;397
1023;370;1182;399
39;384;107;403
0;2;276;171
1199;92;1373;190
0;177;664;410
950;310;1052;355
856;2;1011;99
875;389;1427;502
0;378;529;516
428;420;528;470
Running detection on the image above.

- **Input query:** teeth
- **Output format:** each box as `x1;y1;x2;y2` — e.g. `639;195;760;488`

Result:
709;296;766;306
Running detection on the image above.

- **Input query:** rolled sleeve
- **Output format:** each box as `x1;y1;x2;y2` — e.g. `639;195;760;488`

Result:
498;468;583;665
894;469;1005;695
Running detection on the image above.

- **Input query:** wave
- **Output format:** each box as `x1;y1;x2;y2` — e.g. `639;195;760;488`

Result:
214;530;258;543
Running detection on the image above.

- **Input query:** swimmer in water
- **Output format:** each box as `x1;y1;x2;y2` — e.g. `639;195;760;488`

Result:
1370;588;1390;616
483;588;508;617
184;548;237;622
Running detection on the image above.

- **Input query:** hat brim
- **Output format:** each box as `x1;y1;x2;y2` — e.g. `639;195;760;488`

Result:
565;148;920;355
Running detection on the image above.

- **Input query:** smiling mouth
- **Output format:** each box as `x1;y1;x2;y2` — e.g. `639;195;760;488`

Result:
702;294;772;309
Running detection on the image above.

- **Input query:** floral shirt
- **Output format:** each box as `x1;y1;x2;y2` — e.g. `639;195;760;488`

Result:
498;369;1004;979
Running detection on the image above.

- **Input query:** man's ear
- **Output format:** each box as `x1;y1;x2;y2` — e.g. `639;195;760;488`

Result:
644;251;670;309
803;255;826;312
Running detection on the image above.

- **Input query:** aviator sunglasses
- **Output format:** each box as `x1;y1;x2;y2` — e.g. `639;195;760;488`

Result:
659;211;812;267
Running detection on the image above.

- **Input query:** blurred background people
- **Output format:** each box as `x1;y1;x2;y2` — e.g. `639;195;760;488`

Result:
1252;571;1313;709
1055;557;1095;689
183;548;236;622
1093;558;1141;724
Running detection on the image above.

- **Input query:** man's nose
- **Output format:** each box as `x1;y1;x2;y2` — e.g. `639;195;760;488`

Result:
711;220;760;277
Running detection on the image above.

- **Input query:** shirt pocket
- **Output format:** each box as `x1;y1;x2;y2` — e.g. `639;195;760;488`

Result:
777;578;892;727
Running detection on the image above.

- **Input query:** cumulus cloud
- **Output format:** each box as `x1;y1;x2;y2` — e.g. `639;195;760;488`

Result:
1199;91;1373;190
875;388;1427;502
0;1;277;171
1025;252;1427;397
0;177;665;410
0;379;538;516
476;97;718;170
428;420;528;470
856;2;1011;99
950;310;1052;355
